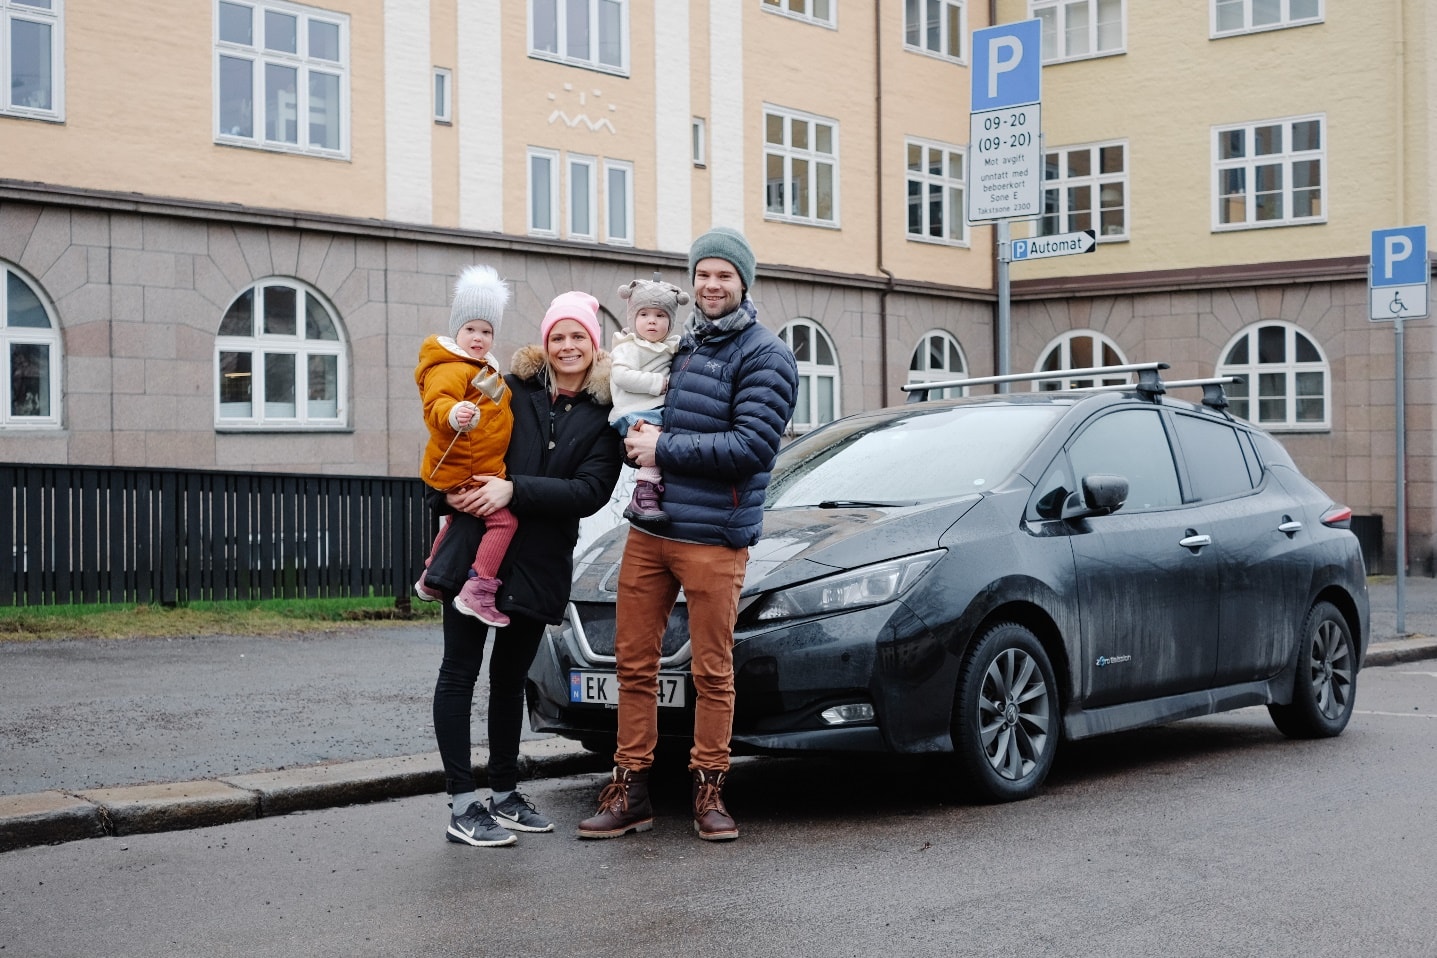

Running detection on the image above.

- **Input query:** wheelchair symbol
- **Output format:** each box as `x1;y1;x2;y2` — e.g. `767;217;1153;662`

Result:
1390;291;1409;315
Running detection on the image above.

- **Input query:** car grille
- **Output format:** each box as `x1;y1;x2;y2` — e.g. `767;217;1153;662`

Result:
571;601;690;659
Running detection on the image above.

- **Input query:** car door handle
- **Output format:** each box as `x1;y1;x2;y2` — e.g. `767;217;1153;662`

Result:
1179;533;1212;549
1278;518;1303;535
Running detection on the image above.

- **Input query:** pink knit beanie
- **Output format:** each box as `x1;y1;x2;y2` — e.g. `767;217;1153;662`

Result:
541;291;602;345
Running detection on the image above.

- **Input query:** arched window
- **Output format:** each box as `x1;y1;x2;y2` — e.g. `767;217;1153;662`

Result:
908;330;968;398
1033;330;1128;390
781;319;840;433
1;263;61;428
215;279;348;428
1218;322;1329;430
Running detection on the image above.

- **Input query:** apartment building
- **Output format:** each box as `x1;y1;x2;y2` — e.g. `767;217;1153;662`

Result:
0;0;1434;568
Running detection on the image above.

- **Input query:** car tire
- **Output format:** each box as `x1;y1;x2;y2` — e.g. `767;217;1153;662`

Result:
951;622;1059;803
1267;600;1357;739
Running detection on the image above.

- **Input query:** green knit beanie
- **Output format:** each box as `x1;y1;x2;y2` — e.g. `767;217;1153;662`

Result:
688;226;756;293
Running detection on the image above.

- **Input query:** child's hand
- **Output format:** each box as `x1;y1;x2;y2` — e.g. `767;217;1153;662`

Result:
451;401;480;432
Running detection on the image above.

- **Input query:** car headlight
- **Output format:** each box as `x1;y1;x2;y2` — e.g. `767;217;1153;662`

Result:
750;550;944;622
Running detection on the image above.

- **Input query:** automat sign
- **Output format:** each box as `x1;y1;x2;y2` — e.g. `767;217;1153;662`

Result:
967;19;1042;223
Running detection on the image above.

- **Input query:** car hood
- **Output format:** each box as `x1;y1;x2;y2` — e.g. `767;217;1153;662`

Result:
568;495;982;601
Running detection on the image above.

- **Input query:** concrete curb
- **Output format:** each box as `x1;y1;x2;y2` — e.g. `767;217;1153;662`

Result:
2;637;1432;855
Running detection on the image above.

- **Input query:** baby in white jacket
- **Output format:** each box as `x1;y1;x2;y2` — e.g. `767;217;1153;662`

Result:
610;278;689;524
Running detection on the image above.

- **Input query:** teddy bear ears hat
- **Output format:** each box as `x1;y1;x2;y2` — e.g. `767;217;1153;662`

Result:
617;279;691;325
688;226;756;293
449;264;511;338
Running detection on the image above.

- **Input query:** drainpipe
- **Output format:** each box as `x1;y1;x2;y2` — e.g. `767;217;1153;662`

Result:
875;1;892;404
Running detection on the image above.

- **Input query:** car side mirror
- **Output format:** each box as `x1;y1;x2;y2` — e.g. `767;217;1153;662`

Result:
1061;474;1129;519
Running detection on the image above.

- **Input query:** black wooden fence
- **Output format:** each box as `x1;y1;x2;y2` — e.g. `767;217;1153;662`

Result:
1;464;433;607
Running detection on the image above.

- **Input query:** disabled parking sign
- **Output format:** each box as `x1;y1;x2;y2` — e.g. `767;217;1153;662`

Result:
1370;226;1429;321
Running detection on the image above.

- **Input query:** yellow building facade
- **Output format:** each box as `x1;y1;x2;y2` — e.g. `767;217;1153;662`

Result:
1;0;1434;568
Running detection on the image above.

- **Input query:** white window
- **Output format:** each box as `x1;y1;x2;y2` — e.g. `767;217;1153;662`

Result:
529;0;628;75
2;0;62;121
1213;115;1324;230
433;67;451;124
0;264;61;428
904;0;965;61
1033;331;1128;390
604;159;633;246
1036;141;1127;239
764;106;839;227
568;154;598;242
216;280;347;428
908;331;968;399
214;0;350;158
905;139;966;246
528;148;560;237
1218;322;1328;430
782;320;840;433
1212;0;1321;37
692;117;707;168
762;0;835;28
1033;0;1123;62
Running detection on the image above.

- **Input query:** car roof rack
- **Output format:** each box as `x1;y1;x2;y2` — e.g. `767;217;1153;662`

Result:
901;362;1169;403
901;363;1240;411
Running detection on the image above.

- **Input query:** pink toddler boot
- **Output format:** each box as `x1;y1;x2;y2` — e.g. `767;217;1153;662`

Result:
453;576;510;627
623;480;669;524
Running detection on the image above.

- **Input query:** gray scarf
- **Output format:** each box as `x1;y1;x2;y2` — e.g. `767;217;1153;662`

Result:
681;298;757;350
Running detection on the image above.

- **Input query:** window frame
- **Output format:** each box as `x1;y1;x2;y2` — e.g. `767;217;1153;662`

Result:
214;278;349;431
1032;0;1125;64
1;0;64;122
567;153;598;243
1217;321;1330;432
781;319;841;434
603;158;634;246
1211;0;1322;38
761;0;836;27
1212;113;1326;231
1033;330;1129;390
433;66;452;124
527;147;561;238
213;0;351;159
763;104;841;229
1033;139;1129;241
1;263;62;429
528;0;630;76
692;116;707;168
908;330;968;399
903;0;966;63
905;138;968;247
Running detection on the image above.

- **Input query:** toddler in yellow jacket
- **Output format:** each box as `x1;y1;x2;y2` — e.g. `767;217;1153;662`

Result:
413;264;516;627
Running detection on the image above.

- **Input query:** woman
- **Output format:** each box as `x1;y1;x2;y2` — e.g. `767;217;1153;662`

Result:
424;289;621;847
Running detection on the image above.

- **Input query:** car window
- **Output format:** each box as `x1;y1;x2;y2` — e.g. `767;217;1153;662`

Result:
1171;412;1256;501
1068;408;1181;511
767;403;1067;507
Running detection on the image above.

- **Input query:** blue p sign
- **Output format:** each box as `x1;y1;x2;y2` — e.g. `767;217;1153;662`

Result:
1371;226;1428;287
971;19;1042;111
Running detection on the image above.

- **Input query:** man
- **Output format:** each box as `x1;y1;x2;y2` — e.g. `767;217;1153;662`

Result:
578;227;798;842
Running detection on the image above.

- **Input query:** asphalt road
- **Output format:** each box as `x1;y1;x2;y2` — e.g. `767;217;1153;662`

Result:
1;659;1434;958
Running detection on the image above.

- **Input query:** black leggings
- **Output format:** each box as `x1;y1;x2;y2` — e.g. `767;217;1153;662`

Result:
432;602;545;796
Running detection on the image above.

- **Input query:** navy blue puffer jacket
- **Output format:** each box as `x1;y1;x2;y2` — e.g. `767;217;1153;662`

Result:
654;309;798;548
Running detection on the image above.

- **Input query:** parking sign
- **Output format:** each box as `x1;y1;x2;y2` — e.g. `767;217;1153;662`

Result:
967;19;1042;223
1370;226;1429;321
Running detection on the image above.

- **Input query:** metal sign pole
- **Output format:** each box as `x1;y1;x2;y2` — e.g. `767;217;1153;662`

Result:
1396;314;1407;634
997;219;1011;392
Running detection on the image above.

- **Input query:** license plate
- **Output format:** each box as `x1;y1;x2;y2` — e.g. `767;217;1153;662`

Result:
569;670;687;708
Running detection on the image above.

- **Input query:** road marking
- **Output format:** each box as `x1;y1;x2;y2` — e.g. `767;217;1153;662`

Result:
1398;671;1437;679
1355;710;1437;719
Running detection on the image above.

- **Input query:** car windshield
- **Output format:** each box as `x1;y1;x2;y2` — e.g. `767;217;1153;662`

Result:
766;403;1067;508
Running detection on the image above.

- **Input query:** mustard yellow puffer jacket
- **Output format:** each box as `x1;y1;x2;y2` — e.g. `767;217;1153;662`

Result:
414;335;513;491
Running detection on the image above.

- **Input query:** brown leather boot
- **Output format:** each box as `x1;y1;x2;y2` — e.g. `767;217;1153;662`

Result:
576;766;654;839
692;768;738;841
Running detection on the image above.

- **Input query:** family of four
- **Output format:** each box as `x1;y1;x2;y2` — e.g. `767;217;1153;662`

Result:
412;227;800;846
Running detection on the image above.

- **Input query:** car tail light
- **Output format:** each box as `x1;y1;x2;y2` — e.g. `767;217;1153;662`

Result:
1321;505;1353;528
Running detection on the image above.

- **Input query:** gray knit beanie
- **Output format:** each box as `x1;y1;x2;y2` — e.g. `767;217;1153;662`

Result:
617;279;691;327
449;264;510;337
688;226;756;293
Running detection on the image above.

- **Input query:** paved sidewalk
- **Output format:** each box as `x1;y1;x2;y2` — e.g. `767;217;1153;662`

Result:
2;578;1435;853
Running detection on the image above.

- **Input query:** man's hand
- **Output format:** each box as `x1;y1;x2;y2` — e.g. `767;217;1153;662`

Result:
625;423;660;468
446;475;513;517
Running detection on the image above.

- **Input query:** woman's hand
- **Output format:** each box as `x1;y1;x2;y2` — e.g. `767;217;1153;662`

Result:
447;475;514;517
